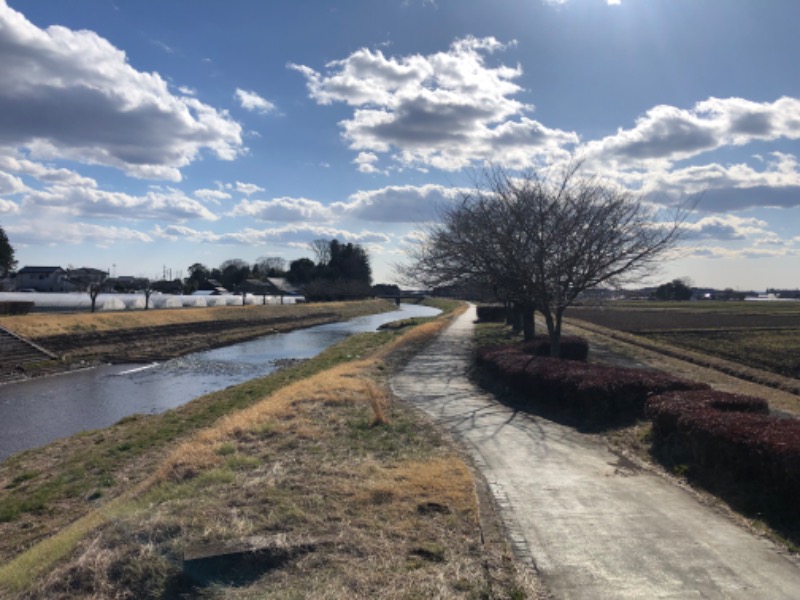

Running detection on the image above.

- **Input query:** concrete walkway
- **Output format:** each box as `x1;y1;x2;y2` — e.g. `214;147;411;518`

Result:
391;306;800;599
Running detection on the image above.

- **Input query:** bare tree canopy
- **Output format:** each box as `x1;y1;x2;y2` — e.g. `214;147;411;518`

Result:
254;256;287;277
400;164;695;354
309;238;332;266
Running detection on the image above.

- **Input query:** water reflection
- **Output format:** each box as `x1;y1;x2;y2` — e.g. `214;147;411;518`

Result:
0;303;440;460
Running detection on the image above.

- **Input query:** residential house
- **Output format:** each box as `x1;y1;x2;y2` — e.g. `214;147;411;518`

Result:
15;266;72;292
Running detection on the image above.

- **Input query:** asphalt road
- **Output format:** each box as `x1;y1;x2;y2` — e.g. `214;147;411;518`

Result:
391;305;800;599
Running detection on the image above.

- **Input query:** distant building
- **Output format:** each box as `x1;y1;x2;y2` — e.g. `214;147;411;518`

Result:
15;266;72;292
195;279;228;295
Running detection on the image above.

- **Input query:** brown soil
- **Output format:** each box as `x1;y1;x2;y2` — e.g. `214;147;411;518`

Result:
568;306;800;332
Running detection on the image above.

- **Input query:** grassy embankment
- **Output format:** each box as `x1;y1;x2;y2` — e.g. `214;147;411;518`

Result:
0;298;532;598
0;300;388;339
473;301;800;553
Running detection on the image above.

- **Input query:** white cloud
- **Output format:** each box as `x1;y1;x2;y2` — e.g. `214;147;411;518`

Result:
230;197;332;222
334;183;463;222
193;188;232;205
0;170;26;195
0;198;20;214
686;245;799;260
8;221;153;247
234;88;277;114
235;181;265;195
0;154;96;187
583;97;800;168
21;185;219;221
353;152;382;174
291;36;578;171
155;223;390;246
642;153;800;211
685;215;769;241
0;2;243;181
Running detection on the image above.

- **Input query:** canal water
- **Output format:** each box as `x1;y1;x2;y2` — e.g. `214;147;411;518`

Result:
0;303;440;461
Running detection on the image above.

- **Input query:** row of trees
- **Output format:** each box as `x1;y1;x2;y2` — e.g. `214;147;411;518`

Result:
183;239;373;301
287;239;372;300
401;164;693;356
185;256;288;293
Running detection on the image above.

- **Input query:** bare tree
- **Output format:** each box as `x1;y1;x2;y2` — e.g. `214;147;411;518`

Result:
254;256;287;277
67;268;109;313
309;239;332;266
400;164;694;355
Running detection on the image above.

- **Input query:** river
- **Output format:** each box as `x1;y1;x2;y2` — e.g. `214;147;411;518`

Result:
0;303;440;461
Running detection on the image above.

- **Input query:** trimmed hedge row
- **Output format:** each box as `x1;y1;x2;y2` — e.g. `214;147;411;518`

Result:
476;343;706;424
646;389;800;502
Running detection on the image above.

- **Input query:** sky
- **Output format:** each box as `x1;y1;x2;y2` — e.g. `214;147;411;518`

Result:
1;0;800;291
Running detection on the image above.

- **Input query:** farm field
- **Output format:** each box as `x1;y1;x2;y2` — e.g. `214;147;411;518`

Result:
568;301;800;379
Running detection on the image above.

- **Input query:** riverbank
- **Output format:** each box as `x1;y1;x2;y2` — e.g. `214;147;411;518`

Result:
0;299;394;377
0;298;535;598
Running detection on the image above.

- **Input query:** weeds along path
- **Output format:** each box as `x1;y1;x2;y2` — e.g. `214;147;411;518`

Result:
392;305;800;599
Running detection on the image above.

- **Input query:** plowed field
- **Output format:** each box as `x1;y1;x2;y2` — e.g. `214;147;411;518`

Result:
568;302;800;379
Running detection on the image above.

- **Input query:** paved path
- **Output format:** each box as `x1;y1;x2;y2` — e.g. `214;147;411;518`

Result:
391;306;800;599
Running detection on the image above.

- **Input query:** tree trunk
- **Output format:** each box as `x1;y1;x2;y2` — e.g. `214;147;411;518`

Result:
549;309;564;357
543;309;558;356
522;300;535;341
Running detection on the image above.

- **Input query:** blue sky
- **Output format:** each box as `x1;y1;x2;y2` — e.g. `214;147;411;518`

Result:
2;0;800;290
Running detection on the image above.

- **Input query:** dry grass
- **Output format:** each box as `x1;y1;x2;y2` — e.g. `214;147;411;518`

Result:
1;300;532;599
0;300;390;340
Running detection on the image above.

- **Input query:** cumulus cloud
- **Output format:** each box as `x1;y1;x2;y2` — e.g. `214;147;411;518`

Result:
291;36;578;171
21;185;219;221
0;154;96;187
642;153;800;211
234;88;277;114
193;188;232;205
0;198;20;214
230;197;332;222
0;1;242;181
0;170;26;195
584;97;800;167
334;183;463;222
155;223;390;246
234;181;265;195
684;215;769;241
8;221;153;247
686;245;799;260
353;152;382;174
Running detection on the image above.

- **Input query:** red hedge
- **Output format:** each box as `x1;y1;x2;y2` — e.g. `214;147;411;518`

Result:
645;389;799;501
476;344;707;423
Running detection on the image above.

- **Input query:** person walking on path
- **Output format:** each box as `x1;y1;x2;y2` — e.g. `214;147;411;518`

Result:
392;305;800;599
